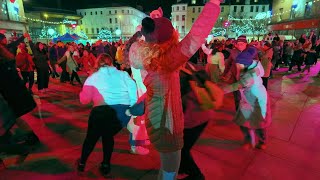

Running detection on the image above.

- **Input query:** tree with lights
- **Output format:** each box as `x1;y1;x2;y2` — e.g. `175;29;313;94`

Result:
38;26;59;39
97;29;112;41
79;31;88;39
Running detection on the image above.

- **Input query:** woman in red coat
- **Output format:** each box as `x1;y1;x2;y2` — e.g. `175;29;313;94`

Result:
129;0;221;179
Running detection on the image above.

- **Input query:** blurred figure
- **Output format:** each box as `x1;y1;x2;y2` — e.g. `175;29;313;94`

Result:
16;43;35;94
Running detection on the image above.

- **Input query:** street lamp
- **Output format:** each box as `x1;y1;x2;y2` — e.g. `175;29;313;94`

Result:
118;15;122;40
115;29;122;37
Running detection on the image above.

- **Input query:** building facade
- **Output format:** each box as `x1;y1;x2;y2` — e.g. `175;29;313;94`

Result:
76;6;147;40
0;0;27;42
172;0;270;39
268;0;320;38
25;7;82;43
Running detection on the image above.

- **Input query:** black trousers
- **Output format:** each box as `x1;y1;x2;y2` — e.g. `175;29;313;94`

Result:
80;105;126;165
233;90;241;111
21;71;34;90
288;59;302;71
180;122;208;175
70;70;81;84
36;68;49;90
261;77;269;90
240;126;267;144
59;61;70;82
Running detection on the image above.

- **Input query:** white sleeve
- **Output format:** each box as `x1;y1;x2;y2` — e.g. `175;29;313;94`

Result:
123;72;138;106
201;44;212;55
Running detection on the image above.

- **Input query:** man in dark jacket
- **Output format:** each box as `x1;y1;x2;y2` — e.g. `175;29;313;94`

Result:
0;32;38;146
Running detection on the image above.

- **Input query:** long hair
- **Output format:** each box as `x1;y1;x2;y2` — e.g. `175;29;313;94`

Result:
95;53;113;70
123;31;143;68
136;30;179;71
35;42;46;54
210;43;222;55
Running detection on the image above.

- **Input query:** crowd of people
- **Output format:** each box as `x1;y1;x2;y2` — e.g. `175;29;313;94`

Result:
1;0;320;179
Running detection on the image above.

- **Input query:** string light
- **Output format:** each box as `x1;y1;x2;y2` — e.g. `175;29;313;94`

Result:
0;2;77;25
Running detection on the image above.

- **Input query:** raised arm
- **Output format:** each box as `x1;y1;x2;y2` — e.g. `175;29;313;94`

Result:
164;0;221;71
201;44;212;55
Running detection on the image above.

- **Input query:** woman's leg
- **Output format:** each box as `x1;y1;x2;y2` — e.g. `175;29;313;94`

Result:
80;108;102;165
180;122;208;176
158;150;181;180
36;68;43;90
28;71;35;91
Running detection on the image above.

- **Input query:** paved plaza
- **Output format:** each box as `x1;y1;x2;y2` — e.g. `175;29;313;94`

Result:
1;63;320;180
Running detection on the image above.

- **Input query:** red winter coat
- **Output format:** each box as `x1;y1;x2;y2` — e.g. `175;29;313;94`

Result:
16;51;35;72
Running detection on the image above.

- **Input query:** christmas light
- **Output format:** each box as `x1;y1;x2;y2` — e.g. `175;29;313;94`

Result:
97;29;112;41
0;2;79;25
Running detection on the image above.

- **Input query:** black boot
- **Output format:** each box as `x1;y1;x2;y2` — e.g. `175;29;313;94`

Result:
76;159;85;172
99;163;111;177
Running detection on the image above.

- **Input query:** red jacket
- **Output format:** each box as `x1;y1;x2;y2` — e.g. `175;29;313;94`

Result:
16;51;35;72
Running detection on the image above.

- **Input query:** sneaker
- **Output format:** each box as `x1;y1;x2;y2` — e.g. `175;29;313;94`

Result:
255;143;267;150
99;163;111;177
130;146;149;155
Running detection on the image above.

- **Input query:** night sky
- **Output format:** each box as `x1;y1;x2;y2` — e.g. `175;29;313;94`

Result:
24;0;176;17
24;0;272;17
